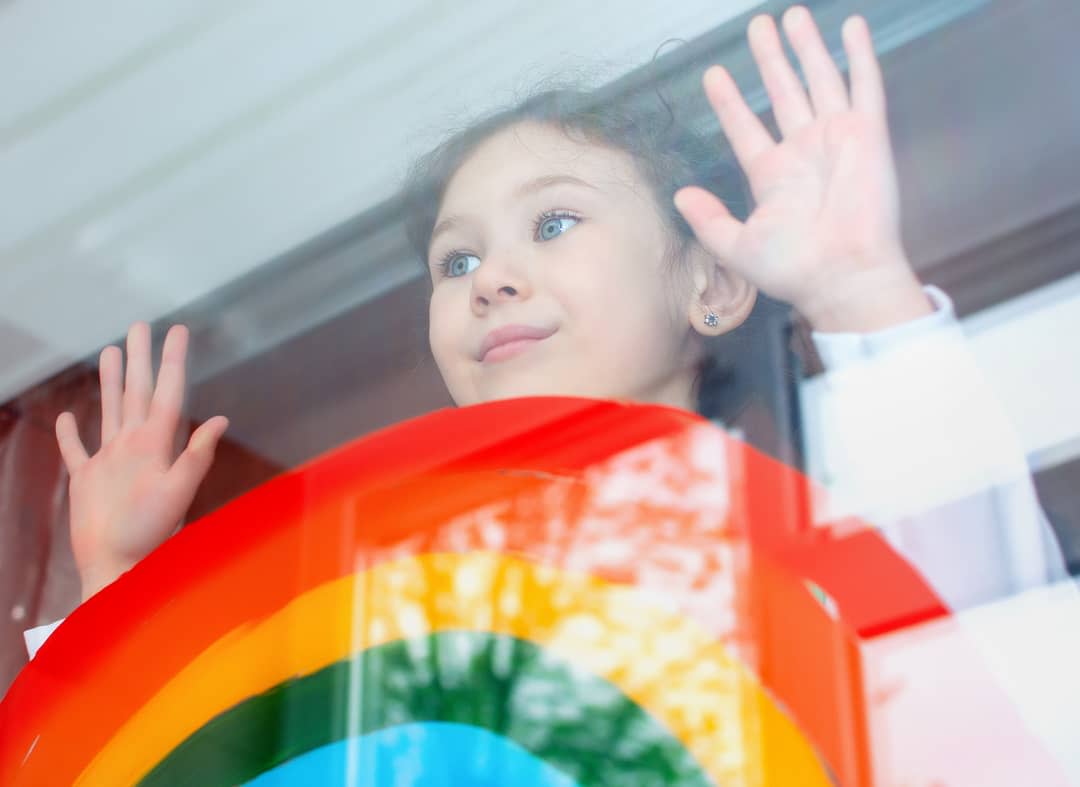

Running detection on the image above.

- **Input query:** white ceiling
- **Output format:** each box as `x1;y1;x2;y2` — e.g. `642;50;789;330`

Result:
0;0;762;403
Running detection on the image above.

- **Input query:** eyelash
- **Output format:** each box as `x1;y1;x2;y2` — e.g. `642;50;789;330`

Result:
435;208;582;278
531;208;581;240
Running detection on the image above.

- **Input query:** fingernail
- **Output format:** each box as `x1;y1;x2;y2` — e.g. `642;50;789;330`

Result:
843;15;866;38
202;418;228;448
784;6;807;26
194;428;215;451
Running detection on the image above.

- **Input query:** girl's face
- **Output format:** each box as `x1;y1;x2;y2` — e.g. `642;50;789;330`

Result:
427;122;706;409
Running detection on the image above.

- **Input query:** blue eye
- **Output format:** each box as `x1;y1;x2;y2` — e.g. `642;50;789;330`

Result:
443;253;480;278
535;214;579;241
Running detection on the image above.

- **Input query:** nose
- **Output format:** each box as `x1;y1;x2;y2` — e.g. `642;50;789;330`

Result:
470;253;531;315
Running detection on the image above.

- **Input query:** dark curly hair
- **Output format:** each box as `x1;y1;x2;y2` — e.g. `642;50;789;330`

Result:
403;87;746;262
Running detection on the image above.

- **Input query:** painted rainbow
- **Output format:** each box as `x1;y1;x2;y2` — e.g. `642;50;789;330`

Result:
0;398;952;785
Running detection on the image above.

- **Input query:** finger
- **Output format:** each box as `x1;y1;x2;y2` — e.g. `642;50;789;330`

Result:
674;187;742;261
56;412;90;474
782;6;849;116
166;416;229;496
99;345;123;445
703;65;774;169
843;15;887;119
748;14;814;136
122;322;153;429
149;325;189;440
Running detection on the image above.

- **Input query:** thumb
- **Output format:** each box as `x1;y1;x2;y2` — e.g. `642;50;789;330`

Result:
674;187;742;261
166;416;229;497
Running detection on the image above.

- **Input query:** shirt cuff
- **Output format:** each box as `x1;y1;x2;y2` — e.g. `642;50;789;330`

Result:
810;285;956;369
24;619;64;660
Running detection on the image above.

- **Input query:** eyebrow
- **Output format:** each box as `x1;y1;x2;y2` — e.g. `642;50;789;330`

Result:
514;173;599;198
429;174;598;248
429;216;461;249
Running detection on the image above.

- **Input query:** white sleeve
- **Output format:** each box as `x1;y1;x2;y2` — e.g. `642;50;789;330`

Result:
24;619;64;660
806;286;1068;610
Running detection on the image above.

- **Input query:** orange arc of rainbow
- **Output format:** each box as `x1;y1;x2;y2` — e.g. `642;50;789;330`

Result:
77;552;831;787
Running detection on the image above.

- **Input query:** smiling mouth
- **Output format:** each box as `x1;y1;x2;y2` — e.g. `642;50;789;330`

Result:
478;325;556;364
482;338;546;363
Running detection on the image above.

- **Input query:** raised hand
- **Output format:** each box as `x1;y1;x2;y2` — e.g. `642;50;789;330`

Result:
675;7;933;332
55;323;229;602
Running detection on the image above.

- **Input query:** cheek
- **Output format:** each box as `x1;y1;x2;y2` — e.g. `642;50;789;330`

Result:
428;291;457;366
561;243;679;334
428;289;476;403
562;251;689;369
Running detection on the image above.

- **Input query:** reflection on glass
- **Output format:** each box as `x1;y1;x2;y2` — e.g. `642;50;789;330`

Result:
2;0;1079;785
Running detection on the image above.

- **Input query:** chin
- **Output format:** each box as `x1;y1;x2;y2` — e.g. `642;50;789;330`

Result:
471;369;609;405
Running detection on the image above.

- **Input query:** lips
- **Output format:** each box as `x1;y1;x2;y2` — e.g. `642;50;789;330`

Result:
477;324;556;363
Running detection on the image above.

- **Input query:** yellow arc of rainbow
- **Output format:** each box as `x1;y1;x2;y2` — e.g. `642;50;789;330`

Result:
77;552;830;786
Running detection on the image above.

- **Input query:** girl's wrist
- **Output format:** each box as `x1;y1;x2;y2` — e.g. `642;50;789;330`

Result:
79;560;134;603
796;252;934;334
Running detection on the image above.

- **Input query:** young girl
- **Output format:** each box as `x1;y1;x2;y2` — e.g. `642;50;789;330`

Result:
31;7;1063;654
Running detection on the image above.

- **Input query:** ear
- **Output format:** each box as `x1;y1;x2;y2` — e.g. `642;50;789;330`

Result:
685;243;757;337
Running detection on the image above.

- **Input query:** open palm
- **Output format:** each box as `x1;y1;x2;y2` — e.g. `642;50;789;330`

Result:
56;323;228;601
677;9;928;331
